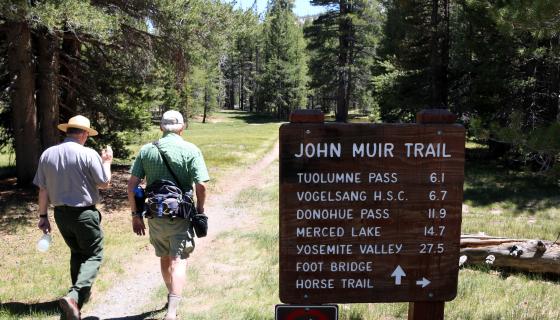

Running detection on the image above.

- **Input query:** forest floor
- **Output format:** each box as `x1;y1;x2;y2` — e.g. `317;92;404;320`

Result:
82;140;279;320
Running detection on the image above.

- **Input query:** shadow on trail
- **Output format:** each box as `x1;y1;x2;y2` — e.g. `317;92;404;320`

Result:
83;305;166;320
464;160;560;214
463;265;560;284
0;300;60;316
0;177;36;234
98;166;131;212
227;110;281;124
0;301;166;320
0;167;131;235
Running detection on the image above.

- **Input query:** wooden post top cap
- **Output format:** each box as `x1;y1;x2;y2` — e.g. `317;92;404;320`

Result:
289;109;325;123
416;109;457;124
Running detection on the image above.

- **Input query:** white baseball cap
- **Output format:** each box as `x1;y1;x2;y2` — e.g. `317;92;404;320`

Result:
161;110;184;125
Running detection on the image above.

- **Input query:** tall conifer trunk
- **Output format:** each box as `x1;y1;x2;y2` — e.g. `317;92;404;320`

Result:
240;73;245;111
37;29;60;149
336;0;351;122
557;63;560;122
556;38;560;122
203;85;209;123
7;22;40;185
60;29;80;119
175;48;189;117
430;0;449;107
254;45;260;112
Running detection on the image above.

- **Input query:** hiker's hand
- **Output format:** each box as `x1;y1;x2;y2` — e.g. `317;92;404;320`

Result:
132;216;145;236
38;217;51;234
101;145;113;164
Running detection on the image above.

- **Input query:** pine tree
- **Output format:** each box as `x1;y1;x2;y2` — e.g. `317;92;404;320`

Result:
375;0;449;121
258;0;308;119
306;0;382;121
222;7;261;111
0;0;237;184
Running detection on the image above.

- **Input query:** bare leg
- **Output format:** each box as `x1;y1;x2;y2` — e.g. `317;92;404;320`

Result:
161;256;187;320
160;257;172;293
160;256;187;295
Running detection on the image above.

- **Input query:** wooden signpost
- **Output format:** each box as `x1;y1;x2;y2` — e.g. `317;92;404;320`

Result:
279;109;465;319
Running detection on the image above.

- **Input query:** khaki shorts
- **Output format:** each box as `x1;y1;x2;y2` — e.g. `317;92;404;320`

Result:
148;218;195;259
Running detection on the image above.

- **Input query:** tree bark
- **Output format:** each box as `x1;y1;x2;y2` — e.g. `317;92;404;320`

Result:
240;73;244;111
254;45;260;112
557;63;560;123
460;234;560;275
429;0;449;107
175;48;189;117
227;53;235;110
202;84;209;124
556;37;560;122
60;30;81;120
36;28;60;149
336;0;351;122
7;22;40;185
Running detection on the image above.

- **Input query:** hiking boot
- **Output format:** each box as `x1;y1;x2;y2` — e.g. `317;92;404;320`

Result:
59;296;80;320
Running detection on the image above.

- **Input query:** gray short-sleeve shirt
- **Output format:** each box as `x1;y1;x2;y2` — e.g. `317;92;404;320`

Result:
33;138;110;206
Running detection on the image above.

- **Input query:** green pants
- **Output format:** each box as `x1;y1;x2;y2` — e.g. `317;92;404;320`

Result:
54;206;104;307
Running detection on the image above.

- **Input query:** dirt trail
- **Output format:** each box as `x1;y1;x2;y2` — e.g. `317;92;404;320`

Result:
84;141;279;319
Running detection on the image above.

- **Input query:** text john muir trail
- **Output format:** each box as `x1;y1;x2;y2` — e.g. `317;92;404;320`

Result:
279;123;465;304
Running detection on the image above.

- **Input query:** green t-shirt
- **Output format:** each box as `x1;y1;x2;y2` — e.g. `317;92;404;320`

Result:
130;132;210;191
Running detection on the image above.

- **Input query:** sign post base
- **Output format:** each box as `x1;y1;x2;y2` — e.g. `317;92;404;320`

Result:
408;301;445;320
275;304;338;320
407;108;456;320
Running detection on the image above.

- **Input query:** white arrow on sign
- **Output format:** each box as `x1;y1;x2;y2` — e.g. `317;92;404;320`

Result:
416;277;431;288
390;265;406;285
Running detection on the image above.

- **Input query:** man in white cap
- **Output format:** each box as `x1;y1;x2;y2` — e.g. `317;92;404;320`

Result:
33;115;113;320
127;110;209;320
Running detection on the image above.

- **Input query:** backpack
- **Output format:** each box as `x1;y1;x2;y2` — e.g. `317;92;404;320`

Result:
145;179;193;218
143;141;207;237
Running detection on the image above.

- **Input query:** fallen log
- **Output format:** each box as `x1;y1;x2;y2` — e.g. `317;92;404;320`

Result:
459;234;560;275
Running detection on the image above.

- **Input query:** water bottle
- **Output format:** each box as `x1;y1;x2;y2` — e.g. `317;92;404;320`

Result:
166;199;179;218
37;233;52;252
157;196;163;217
133;186;145;214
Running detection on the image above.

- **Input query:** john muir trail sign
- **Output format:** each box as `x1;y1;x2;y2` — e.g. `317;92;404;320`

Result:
279;114;465;304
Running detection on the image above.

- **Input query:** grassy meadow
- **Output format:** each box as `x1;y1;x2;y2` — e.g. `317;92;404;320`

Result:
0;147;14;177
0;111;281;319
1;111;559;319
164;148;560;320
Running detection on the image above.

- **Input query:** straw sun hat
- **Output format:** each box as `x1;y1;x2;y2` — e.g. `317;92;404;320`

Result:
57;115;99;136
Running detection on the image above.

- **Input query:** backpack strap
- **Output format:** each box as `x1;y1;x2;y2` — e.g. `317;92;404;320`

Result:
153;141;183;192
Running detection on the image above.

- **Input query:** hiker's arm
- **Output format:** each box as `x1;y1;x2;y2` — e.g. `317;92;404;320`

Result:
97;147;113;189
128;175;146;236
195;182;206;214
37;187;51;233
127;176;141;213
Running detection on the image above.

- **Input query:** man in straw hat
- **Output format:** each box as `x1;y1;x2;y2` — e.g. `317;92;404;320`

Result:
127;110;209;320
33;115;113;320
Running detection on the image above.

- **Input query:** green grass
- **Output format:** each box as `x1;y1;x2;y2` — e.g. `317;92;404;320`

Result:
0;153;13;168
139;150;558;320
462;160;560;239
0;110;281;319
1;112;560;319
138;155;560;320
447;268;560;320
173;160;281;320
0;214;148;319
0;147;15;177
122;110;281;185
